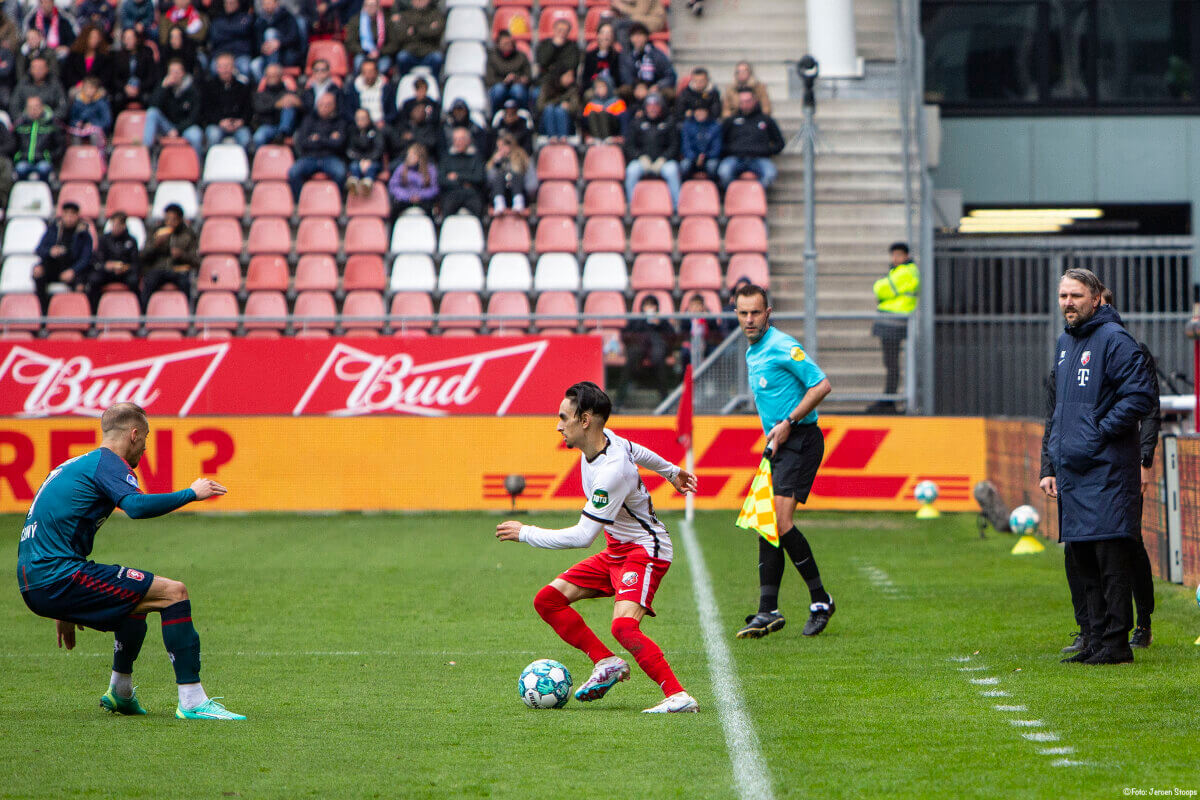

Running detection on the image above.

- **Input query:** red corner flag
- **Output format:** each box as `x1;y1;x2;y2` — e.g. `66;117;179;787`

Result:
676;364;693;449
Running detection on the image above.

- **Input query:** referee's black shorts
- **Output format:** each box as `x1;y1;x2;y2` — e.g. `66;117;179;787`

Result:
770;423;824;503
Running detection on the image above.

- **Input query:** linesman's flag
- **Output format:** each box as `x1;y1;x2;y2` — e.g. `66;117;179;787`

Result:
736;458;779;546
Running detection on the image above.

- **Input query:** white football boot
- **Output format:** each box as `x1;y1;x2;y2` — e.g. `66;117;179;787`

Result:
642;691;700;713
573;656;631;701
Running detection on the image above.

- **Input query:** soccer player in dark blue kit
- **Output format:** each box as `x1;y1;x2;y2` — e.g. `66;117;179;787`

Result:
17;402;246;720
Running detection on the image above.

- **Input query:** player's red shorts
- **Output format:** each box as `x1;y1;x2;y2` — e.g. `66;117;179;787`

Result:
558;545;672;616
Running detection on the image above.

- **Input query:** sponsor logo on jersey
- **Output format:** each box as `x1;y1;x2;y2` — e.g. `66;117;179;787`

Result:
127;569;144;581
125;473;139;488
790;346;806;362
19;521;36;542
621;570;638;587
1081;350;1091;366
1077;368;1090;387
758;377;768;388
591;489;609;508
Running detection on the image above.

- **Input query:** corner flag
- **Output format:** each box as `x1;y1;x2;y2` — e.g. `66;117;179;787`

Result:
736;457;779;546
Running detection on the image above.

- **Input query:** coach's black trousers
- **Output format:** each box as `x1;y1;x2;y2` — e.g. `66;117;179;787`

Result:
1067;536;1154;632
1066;538;1136;651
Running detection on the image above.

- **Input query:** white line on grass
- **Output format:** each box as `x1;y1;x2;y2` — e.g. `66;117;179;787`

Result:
970;677;1000;685
979;689;1010;697
679;518;775;800
993;705;1028;712
1021;732;1060;742
1009;720;1045;728
1038;747;1075;755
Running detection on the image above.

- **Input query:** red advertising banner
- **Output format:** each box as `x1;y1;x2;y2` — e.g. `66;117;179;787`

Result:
0;336;604;418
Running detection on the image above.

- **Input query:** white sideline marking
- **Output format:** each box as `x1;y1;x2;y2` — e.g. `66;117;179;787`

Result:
1051;759;1088;768
979;689;1010;697
957;665;988;671
992;704;1027;712
970;677;1000;685
1022;732;1060;742
679;518;775;800
1038;747;1075;756
948;656;971;662
1009;719;1045;728
856;564;906;599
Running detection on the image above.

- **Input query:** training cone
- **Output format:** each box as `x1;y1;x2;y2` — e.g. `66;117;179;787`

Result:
916;504;941;519
1011;534;1045;555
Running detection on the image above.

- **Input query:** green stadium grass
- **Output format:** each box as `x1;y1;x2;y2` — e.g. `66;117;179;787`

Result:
1;511;1197;799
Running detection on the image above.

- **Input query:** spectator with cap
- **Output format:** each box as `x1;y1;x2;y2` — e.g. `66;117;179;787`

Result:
618;22;676;108
441;97;485;156
140;202;200;308
581;75;626;143
486;29;531;112
394;0;444;80
251;62;302;147
388;141;439;215
534;17;580;140
208;0;256;78
722;61;771;118
346;106;383;197
33;201;92;312
609;0;665;51
143;58;204;153
490;98;533;154
717;87;784;189
288;89;350;199
13;95;62;183
624;92;681;212
345;0;399;75
88;212;140;311
676;66;721;120
485;131;535;216
680;100;721;181
439;126;484;218
10;54;67;120
202;52;253;148
252;0;303;81
346;57;387;125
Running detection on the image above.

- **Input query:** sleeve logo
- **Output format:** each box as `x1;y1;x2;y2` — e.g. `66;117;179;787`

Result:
590;489;610;508
790;346;806;362
125;473;139;488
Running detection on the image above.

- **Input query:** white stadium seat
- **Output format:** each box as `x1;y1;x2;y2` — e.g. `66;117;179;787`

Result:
444;41;487;77
532;253;581;292
0;255;38;293
437;253;485;292
2;218;47;257
445;7;488;42
581;253;629;292
390;214;437;255
202;144;250;184
442;75;489;117
7;182;54;219
389;254;438;293
438;214;484;255
152;181;199;221
485;253;533;292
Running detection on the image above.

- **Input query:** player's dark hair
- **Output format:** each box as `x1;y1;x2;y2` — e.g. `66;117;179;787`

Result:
734;282;769;307
889;241;909;255
1062;267;1104;297
565;382;611;424
101;402;148;434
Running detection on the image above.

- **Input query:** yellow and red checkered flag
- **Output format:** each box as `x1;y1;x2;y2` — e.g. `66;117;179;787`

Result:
736;457;779;546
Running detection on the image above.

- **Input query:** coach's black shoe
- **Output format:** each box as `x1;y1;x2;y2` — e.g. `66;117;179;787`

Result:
1130;626;1152;648
1060;644;1097;663
1084;646;1134;665
802;598;835;636
1061;632;1087;653
736;611;785;639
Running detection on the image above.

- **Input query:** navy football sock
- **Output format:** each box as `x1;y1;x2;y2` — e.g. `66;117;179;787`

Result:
758;535;784;613
780;527;830;605
160;600;201;685
113;613;148;674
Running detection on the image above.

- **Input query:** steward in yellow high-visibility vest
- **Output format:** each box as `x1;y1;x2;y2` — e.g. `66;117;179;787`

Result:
869;242;920;413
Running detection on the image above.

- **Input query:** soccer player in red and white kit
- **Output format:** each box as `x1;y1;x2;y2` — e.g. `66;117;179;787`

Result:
496;382;700;713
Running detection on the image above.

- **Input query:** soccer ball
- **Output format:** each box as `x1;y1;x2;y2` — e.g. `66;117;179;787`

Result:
914;480;939;504
1009;505;1040;535
518;659;572;709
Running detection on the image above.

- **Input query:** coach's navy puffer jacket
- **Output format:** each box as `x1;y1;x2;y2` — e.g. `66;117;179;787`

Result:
1048;304;1155;542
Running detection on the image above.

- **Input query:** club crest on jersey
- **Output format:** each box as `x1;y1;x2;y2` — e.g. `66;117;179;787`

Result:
758;377;768;388
621;571;638;587
1081;351;1091;366
591;489;610;508
125;473;138;488
127;569;144;581
790;346;806;362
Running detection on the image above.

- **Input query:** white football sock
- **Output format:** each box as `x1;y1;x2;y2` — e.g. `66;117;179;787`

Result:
110;671;133;699
178;682;207;709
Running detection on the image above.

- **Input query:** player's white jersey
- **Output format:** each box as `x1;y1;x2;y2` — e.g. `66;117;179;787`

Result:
580;429;673;561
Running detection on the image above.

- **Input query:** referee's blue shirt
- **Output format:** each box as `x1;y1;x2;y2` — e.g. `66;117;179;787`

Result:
746;325;827;434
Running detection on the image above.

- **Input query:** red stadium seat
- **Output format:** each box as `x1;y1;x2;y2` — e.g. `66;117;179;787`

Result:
677;216;720;254
295;218;339;256
581;181;625;218
95;291;140;332
59;146;104;182
344;180;391;218
341;290;385;335
145;290;190;333
680;289;721;313
389;292;435;334
342;255;387;291
112;110;147;144
107;146;152;183
724;179;767;217
725;216;768;254
536;144;579;181
535;181;578;218
438;291;483;335
246;181;292;219
156;144;200;182
725;253;770;289
630;253;674;291
45;292;90;335
582;216;625;254
537;7;578;40
105;182;150;219
294;255;339;292
582;145;625;181
243;290;288;336
632;289;675;317
491;6;532;41
678;253;722;291
198;218;244;256
0;293;41;334
534;291;578;333
306;40;349;78
244;255;290;291
96;330;134;340
533;216;577;254
245;218;291;256
678;180;720;218
198;256;242;292
294;290;337;332
194;291;239;335
57;182;101;219
630;182;673;218
629;216;672;255
582;291;626;329
297;180;342;218
344;217;388;256
203;182;248;219
486;291;531;335
251;146;295;182
493;0;533;6
487;216;532;254
583;6;615;42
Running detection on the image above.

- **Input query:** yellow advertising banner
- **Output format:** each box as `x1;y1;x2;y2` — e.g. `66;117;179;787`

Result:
0;416;986;513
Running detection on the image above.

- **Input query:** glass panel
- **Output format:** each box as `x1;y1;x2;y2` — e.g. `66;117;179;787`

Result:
923;2;1041;103
1097;0;1194;101
1047;0;1093;101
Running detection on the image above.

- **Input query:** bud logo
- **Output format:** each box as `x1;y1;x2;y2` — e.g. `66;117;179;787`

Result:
590;489;609;508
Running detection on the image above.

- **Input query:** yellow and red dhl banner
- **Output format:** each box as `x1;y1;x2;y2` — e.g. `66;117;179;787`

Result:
0;416;986;513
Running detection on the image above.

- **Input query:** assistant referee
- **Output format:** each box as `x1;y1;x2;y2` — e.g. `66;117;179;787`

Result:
733;283;836;639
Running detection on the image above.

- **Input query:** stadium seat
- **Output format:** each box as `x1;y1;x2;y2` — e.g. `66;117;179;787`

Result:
443;75;489;117
487;216;532;254
344;217;388;256
58;145;105;183
108;146;152;183
678;180;721;218
389;253;437;293
536;145;579;182
297;179;342;219
389;291;434;334
445;7;489;41
533;216;577;254
725;216;769;254
54;182;100;220
581;252;628;291
246;181;292;220
95;330;135;340
491;6;532;41
582;145;625;181
633;289;675;315
294;217;339;256
678;253;723;292
534;291;578;333
438;253;485;292
630;182;673;218
251;146;295;182
294;255;339;292
680;289;722;313
45;291;91;338
198;255;242;292
244;217;296;258
105;182;150;219
493;0;533;7
445;41;487;76
112;109;147;144
2;219;48;257
344;180;390;218
306;39;349;77
446;0;488;6
243;290;288;336
725;253;770;289
203;144;250;184
630;253;675;291
724;179;768;217
194;291;239;335
106;217;146;248
438;291;483;334
582;291;627;328
537;7;578;39
95;291;141;333
7;181;53;218
583;6;615;41
581;181;625;218
532;253;580;292
0;255;39;293
535;181;578;218
145;289;190;333
343;255;387;291
342;290;386;335
199;218;244;256
202;182;248;220
439;214;485;255
677;216;721;254
629;216;673;255
294;290;337;333
151;181;199;221
0;292;41;334
487;291;531;335
391;214;437;255
157;144;201;182
485;253;532;291
394;69;441;108
245;255;290;291
582;217;625;254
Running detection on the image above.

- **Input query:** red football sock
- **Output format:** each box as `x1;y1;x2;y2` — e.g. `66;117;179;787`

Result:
611;616;684;697
533;585;613;664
